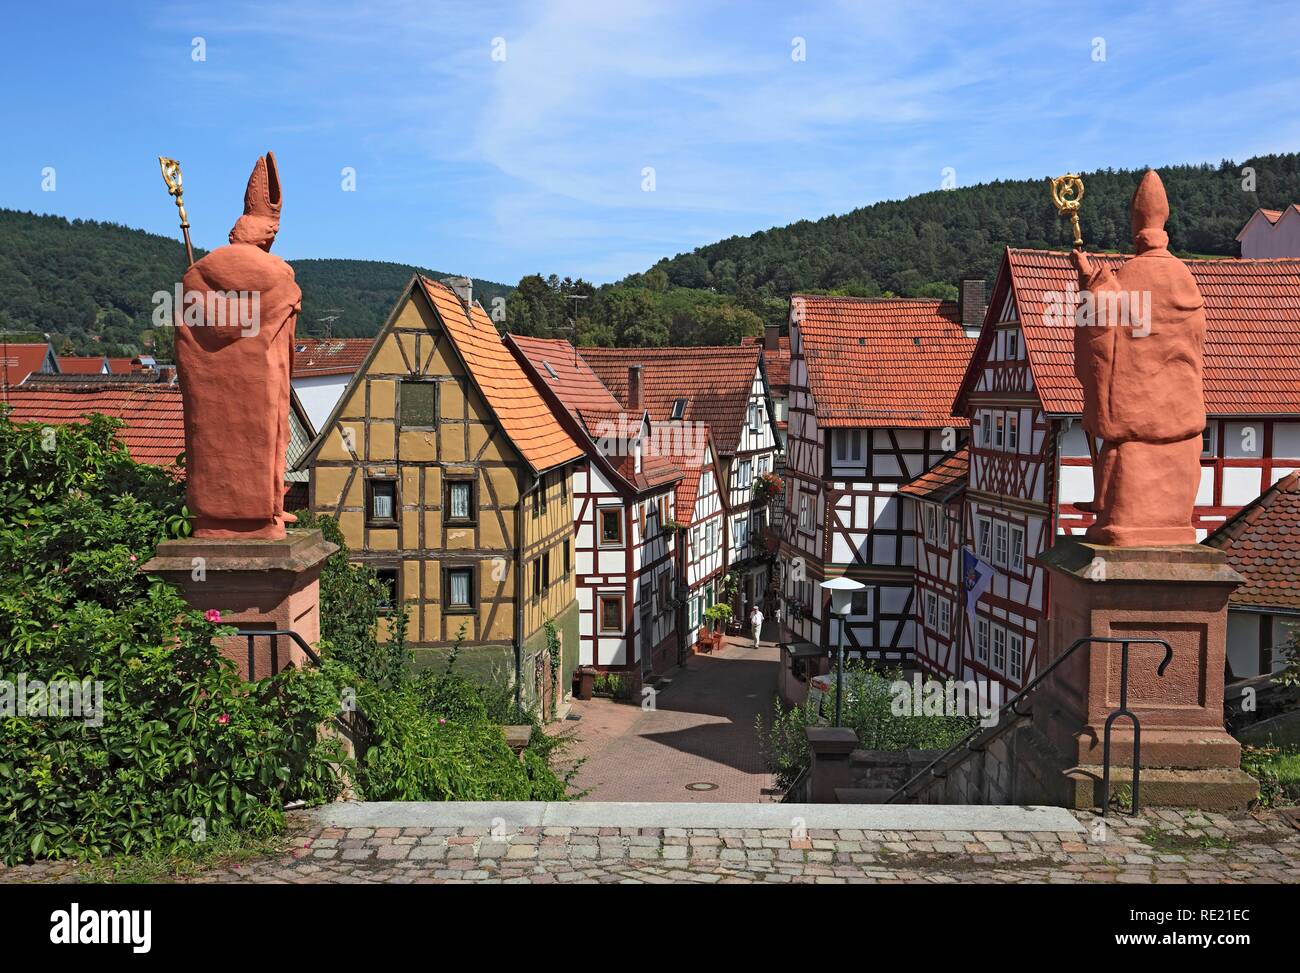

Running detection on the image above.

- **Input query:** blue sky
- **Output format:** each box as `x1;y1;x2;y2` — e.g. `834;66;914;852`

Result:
3;0;1299;285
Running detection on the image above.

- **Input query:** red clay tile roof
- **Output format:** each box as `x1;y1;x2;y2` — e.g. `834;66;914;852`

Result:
0;345;54;385
507;335;626;432
292;337;374;377
56;356;109;375
1;383;186;469
955;248;1300;417
104;357;144;374
793;296;977;428
579;345;762;455
741;335;792;392
507;334;684;492
420;278;583;474
742;335;791;431
652;420;723;524
899;447;969;503
1205;471;1300;611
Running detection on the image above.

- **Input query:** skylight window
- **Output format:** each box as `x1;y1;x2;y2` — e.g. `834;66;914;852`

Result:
671;397;687;419
542;360;559;380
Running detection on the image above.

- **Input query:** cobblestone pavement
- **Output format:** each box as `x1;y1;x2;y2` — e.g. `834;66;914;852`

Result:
4;807;1297;884
555;632;780;802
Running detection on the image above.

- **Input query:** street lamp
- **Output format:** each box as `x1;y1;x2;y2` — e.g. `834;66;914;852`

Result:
820;577;865;727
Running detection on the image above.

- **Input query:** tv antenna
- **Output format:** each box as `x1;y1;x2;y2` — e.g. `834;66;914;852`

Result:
316;309;344;340
564;294;588;367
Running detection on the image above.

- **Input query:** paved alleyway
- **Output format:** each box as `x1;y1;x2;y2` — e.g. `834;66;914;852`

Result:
555;631;781;803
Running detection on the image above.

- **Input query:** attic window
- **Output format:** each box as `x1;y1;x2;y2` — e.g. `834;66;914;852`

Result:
913;337;921;347
295;344;307;353
542;360;559;381
858;338;866;346
671;397;687;419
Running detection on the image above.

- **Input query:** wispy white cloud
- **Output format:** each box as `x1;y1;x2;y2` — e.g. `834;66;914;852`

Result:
4;0;1298;284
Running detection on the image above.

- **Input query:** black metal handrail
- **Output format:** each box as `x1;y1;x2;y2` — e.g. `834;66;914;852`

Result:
885;636;1173;815
235;628;322;680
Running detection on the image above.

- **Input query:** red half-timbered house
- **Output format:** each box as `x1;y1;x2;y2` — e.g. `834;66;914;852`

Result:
581;345;781;619
938;247;1300;694
779;294;979;663
898;447;969;679
655;421;731;647
506;335;683;682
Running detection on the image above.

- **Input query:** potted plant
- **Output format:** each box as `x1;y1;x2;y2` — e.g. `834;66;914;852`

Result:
704;603;733;652
574;666;598;700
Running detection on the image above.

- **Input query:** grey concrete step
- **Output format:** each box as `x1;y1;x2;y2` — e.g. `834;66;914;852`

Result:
308;801;1085;833
835;787;895;804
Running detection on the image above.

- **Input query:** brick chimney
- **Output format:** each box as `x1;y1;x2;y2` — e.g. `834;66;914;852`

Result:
627;364;642;411
442;276;473;311
764;324;780;352
958;276;987;338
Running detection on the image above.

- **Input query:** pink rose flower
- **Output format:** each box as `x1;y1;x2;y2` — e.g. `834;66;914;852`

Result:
205;609;222;624
218;713;231;726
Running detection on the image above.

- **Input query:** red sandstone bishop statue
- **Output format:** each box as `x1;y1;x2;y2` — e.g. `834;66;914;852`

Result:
175;152;300;539
1071;169;1206;546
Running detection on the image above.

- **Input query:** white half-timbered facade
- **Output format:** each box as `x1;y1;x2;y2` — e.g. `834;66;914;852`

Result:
507;336;683;685
780;294;979;662
658;424;731;643
581;344;781;620
937;247;1300;694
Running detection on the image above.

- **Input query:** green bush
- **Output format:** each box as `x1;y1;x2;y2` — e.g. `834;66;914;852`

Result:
0;413;347;863
292;509;410;689
756;666;978;791
346;640;572;802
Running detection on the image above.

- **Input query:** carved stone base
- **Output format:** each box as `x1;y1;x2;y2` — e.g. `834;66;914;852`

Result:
143;529;337;679
1035;538;1257;810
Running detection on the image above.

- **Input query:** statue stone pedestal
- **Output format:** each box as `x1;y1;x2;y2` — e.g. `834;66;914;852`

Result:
1035;539;1257;810
143;529;336;680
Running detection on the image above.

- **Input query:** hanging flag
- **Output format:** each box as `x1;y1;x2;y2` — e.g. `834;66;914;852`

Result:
962;548;993;615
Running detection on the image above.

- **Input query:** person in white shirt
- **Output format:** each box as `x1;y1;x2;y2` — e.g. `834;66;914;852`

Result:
750;605;764;647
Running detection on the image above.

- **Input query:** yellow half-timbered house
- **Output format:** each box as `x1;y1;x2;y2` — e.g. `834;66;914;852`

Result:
298;275;584;706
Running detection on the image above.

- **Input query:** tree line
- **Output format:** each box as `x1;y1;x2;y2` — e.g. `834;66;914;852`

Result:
2;153;1297;356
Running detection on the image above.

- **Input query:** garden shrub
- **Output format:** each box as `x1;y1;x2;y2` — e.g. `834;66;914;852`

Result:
756;665;978;790
292;508;410;689
0;413;346;863
345;637;573;802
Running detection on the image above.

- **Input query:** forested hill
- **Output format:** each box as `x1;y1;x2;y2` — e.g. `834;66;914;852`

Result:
638;154;1300;299
4;153;1298;357
0;209;510;356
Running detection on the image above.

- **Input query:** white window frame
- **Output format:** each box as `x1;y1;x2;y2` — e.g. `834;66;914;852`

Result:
1005;329;1019;360
925;504;937;543
976;618;990;663
1010;525;1025;572
1008;632;1024;681
1007;413;1019;451
994;413;1005;449
924;591;938;629
939;509;950;546
976;515;992;560
938;599;951;637
981;413;991;447
994;521;1009;567
992;625;1007;673
733;514;749;550
799;495;811;530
